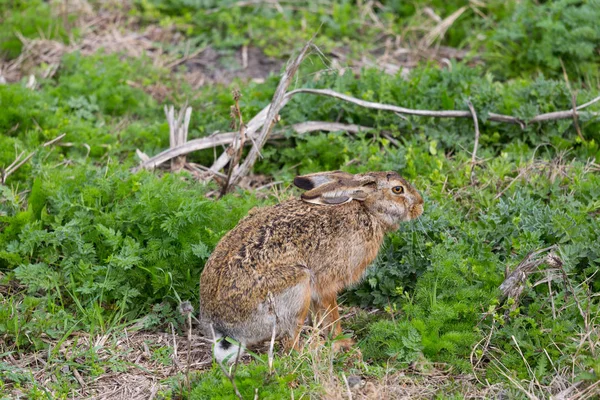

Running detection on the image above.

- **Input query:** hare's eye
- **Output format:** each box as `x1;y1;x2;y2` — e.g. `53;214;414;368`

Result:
392;186;404;194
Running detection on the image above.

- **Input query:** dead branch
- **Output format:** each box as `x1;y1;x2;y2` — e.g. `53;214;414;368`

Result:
134;121;370;172
467;100;480;184
571;93;584;141
289;88;600;126
228;41;313;187
220;90;247;197
164;105;192;172
289;88;522;124
198;89;599;176
499;246;561;310
210;325;244;400
133;77;599;182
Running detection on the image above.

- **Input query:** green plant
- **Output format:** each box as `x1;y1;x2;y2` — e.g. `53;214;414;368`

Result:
483;0;600;82
1;164;263;349
360;320;423;363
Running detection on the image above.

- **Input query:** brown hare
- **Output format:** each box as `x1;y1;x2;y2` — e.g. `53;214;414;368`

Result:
199;171;423;363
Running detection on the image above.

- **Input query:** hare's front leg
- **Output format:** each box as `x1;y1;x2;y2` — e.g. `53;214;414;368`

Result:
314;294;355;351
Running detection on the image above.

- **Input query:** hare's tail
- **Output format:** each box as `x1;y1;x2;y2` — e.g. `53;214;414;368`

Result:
213;331;245;364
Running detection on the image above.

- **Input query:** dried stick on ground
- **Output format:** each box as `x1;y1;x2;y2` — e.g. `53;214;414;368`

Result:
207;93;295;174
165;105;192;172
135;83;600;178
499;246;561;311
467;100;480;184
228;41;313;186
134;122;370;172
289;88;600;126
210;325;244;400
571;93;585;142
220;90;247;196
208;89;600;175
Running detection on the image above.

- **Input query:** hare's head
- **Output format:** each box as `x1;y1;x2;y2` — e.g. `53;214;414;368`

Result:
294;171;423;230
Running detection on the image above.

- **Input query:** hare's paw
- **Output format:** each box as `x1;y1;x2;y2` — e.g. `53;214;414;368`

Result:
332;337;356;352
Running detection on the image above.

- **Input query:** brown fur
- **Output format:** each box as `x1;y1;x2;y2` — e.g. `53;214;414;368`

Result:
200;171;423;355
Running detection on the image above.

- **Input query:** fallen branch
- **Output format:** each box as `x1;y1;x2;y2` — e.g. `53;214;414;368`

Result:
220;90;247;197
228;41;313;187
133;78;600;179
165;105;192;172
210;325;244;400
205;89;599;175
290;88;600;126
499;246;562;310
467;99;480;184
134;122;370;172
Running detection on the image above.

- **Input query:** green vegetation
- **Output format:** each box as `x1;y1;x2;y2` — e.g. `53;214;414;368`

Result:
1;0;599;398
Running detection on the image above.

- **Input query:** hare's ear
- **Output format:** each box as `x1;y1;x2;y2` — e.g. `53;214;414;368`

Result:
293;171;353;191
295;172;376;205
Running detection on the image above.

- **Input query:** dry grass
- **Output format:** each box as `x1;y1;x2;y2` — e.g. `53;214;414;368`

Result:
2;326;213;400
0;0;185;83
1;309;505;399
0;0;478;91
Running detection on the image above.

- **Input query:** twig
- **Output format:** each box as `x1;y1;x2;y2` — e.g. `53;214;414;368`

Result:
289;88;524;125
228;41;313;186
164;105;192;172
42;133;67;147
571;93;584;141
548;272;556;320
268;321;277;375
341;372;353;400
1;133;66;184
134;122;369;172
420;6;467;47
381;133;401;147
255;181;283;191
179;301;194;395
210;324;244;400
220;90;247;196
170;322;179;365
494;169;526;200
467;100;480;184
499;246;558;309
575;94;600;110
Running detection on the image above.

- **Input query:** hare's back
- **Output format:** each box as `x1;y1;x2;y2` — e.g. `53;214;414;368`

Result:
199;199;365;323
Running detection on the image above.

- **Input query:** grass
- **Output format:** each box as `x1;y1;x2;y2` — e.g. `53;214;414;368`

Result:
1;0;600;399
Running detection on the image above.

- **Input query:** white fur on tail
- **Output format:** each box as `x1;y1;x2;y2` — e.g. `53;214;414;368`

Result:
213;332;245;364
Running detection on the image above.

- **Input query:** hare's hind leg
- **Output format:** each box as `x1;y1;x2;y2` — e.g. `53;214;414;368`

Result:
243;265;311;351
281;277;311;352
267;266;311;352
